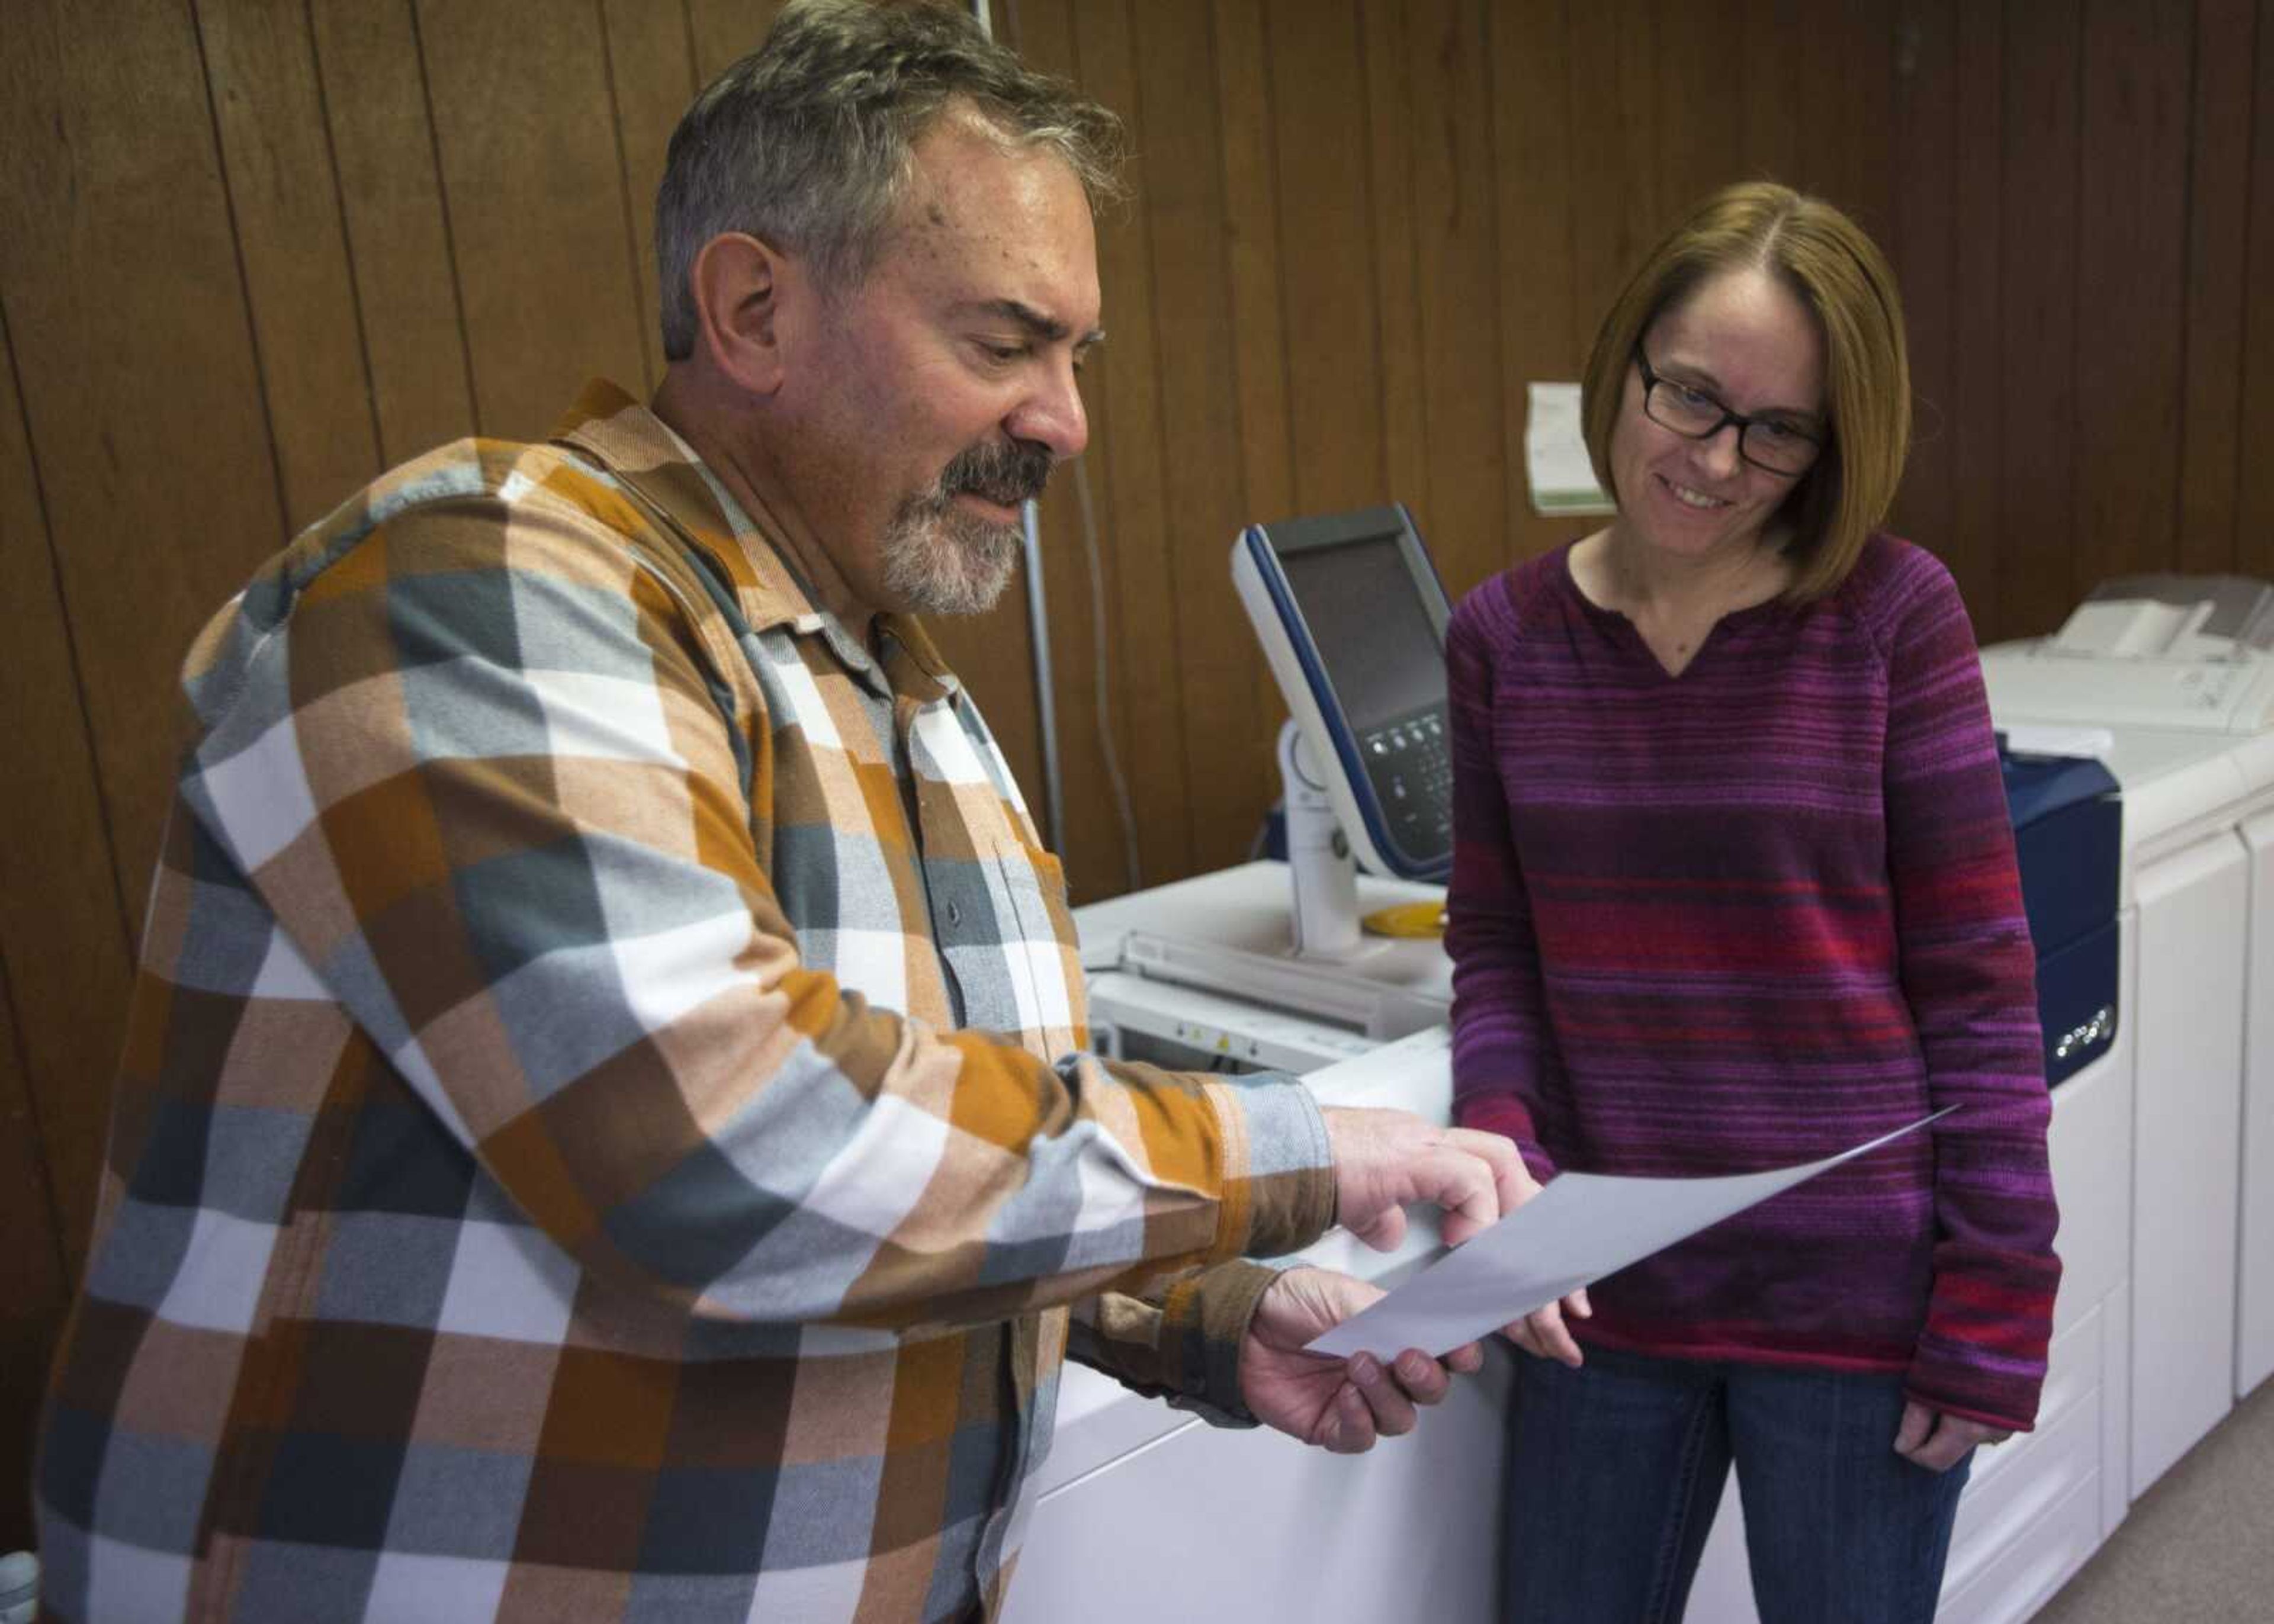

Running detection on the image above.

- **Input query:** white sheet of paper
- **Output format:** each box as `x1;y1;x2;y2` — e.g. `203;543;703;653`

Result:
1307;1107;1955;1360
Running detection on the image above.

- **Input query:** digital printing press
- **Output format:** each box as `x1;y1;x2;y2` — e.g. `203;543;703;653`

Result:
1979;579;2274;1505
1004;522;2273;1624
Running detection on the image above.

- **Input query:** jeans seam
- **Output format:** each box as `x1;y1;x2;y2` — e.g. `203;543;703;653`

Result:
1642;1382;1717;1624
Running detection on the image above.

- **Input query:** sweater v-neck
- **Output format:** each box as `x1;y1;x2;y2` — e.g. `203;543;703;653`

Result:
1551;540;1788;681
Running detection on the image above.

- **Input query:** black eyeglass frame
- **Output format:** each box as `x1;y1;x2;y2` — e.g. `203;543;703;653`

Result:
1633;349;1826;478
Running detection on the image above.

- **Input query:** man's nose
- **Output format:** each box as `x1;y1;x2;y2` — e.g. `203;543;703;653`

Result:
1007;358;1088;461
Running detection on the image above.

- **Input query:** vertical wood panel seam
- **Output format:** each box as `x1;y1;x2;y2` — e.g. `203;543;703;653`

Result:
1482;0;1504;555
2065;1;2088;602
678;0;702;95
0;292;140;960
1430;0;1471;519
1942;0;1963;483
0;275;102;1265
1482;0;1502;551
302;0;388;480
1116;0;1199;865
1646;5;1664;237
1260;4;1302;519
0;953;70;1308
187;0;296;552
1903;0;1953;523
1146;0;1236;869
2254;0;2268;379
1209;0;1291;808
2260;0;2273;561
2219;0;2246;561
1557;0;1579;461
2237;0;2272;580
1206;8;1253;517
1459;0;1507;579
1353;0;1394;499
1560;10;1585;364
1988;0;2012;633
673;0;702;391
596;0;661;387
1355;0;1389;501
406;0;485;436
2241;0;2269;544
1061;0;1141;886
2173;0;2207;557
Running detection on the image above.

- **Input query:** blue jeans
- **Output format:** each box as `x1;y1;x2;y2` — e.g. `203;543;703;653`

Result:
1502;1345;1972;1624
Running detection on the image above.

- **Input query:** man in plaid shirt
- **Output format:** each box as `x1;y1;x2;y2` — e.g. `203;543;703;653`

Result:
34;3;1531;1619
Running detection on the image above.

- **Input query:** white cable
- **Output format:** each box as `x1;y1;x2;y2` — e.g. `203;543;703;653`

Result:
972;0;1140;893
1074;455;1143;892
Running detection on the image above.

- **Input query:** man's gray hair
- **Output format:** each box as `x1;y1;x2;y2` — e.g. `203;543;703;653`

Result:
656;0;1125;361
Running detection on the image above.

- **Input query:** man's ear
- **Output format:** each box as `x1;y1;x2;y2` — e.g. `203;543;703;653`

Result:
689;233;798;396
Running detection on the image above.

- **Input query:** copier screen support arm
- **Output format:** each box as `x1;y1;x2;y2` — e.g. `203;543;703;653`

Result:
1280;718;1367;959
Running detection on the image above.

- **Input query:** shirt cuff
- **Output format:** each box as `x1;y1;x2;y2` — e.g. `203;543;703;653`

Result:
1206;1072;1337;1260
1080;1260;1283;1428
1903;1332;2048;1434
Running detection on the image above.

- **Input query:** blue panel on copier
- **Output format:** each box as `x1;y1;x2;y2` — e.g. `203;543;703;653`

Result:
1998;746;2122;1088
2036;921;2118;1086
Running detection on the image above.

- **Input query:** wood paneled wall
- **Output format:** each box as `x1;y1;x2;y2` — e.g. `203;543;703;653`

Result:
2;0;2269;1551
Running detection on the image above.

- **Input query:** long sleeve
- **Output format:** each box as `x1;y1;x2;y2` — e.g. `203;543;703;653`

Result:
1066;1261;1283;1426
1878;559;2062;1429
178;480;1335;1337
1444;584;1562;1183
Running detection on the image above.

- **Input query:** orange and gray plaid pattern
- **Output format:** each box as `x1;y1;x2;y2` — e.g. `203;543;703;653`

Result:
36;382;1337;1623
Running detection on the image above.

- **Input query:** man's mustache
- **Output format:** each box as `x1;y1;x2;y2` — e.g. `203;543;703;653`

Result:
936;439;1054;509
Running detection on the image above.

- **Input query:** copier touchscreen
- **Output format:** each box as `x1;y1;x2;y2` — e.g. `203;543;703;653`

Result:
1279;539;1445;741
1234;504;1454;879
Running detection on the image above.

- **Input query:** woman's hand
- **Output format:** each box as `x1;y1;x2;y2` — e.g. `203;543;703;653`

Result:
1479;1144;1588;1365
1502;1286;1591;1366
1894;1400;2010;1471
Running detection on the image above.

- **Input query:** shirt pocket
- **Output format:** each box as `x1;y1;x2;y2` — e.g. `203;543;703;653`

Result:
990;836;1084;1059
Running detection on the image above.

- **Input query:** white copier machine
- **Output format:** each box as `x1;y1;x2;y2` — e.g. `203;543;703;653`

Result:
1977;578;2274;1509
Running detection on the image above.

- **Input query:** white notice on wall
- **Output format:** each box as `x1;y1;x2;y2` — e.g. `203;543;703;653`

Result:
1307;1108;1955;1360
1524;381;1615;516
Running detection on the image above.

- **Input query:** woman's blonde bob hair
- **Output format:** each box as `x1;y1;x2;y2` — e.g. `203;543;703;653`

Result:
1579;181;1910;602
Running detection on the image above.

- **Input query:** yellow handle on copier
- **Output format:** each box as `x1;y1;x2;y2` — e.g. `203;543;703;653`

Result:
1361;900;1447;938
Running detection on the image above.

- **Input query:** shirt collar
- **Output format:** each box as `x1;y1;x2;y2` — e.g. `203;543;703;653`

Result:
548;380;961;702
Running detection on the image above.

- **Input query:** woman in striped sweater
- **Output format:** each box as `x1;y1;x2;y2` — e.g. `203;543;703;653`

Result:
1446;182;2060;1624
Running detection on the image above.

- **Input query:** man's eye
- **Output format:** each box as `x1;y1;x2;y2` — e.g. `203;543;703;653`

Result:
977;341;1026;364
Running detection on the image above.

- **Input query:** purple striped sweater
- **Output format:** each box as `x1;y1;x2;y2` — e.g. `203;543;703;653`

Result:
1446;534;2060;1430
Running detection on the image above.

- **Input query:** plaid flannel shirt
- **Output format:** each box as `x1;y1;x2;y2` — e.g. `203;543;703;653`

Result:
36;381;1337;1623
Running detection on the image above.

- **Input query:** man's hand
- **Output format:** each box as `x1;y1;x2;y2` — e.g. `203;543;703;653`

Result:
1894;1401;2010;1472
1239;1267;1484;1453
1322;1107;1533;1250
